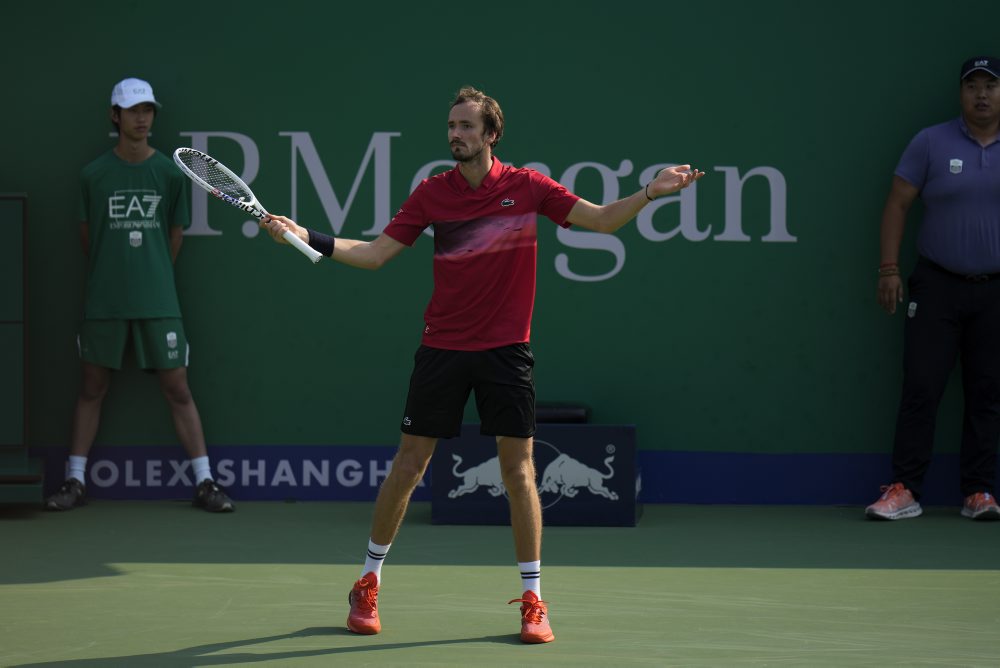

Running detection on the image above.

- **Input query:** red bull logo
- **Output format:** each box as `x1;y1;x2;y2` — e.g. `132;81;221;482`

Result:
539;452;619;501
444;440;620;509
432;424;639;526
447;454;505;498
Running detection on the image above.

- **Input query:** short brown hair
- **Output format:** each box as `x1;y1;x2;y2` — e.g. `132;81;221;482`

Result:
451;86;504;149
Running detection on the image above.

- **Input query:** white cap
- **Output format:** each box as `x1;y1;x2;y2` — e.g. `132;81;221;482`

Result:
110;77;161;109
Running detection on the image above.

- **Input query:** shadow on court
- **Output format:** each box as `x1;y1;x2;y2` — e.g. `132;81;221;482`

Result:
4;501;1000;586
8;627;523;667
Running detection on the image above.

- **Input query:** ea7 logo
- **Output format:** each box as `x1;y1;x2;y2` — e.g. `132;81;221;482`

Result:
108;191;162;220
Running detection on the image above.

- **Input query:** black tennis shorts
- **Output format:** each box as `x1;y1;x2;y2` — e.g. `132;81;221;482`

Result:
400;343;536;439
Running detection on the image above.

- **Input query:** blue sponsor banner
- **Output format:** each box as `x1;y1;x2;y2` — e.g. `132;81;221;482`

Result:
31;445;989;506
637;451;988;506
33;444;429;502
430;424;640;526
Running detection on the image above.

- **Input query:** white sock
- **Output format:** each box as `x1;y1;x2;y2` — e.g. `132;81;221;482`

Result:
363;539;391;583
68;456;87;484
519;560;541;597
191;456;212;484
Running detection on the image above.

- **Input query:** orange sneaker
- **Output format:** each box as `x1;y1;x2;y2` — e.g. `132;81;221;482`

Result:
508;590;554;643
865;482;922;520
961;492;1000;521
346;572;381;634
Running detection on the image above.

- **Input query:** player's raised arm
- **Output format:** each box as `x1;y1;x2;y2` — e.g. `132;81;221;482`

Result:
261;214;406;270
567;164;704;234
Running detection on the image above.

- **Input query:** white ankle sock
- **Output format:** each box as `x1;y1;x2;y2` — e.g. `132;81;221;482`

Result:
363;539;391;583
519;560;541;597
68;456;87;484
191;456;212;484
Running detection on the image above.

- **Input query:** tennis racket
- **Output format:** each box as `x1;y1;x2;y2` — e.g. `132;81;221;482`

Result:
172;147;323;263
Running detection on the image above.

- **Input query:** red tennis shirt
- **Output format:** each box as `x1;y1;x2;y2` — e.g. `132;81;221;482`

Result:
384;157;580;351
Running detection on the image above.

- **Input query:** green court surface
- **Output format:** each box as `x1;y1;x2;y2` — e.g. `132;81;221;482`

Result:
2;502;999;667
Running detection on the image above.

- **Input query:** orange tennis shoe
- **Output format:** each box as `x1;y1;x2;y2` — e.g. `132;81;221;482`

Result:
865;482;922;520
962;492;1000;520
508;590;554;643
347;572;381;634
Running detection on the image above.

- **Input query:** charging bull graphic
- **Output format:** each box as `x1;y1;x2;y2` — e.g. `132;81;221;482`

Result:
539;453;619;500
447;454;506;498
445;446;619;503
432;427;637;526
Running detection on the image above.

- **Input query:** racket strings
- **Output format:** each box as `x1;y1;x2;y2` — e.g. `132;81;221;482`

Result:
178;153;252;200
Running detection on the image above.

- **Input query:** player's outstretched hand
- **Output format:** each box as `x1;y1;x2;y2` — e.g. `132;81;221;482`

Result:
261;214;305;245
648;165;705;198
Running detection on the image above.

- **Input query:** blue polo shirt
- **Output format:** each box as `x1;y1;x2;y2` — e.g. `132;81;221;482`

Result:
896;117;1000;275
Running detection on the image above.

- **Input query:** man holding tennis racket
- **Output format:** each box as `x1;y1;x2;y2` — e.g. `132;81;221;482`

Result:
44;78;234;514
263;86;701;642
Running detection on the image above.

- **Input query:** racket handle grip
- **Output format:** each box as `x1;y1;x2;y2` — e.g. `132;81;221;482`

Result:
283;230;324;264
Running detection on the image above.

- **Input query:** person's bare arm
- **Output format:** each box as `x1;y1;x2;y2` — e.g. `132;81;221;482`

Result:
566;164;703;233
261;215;406;270
877;176;919;314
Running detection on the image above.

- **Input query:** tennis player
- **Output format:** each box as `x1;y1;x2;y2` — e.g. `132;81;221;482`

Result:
263;86;702;642
44;78;234;513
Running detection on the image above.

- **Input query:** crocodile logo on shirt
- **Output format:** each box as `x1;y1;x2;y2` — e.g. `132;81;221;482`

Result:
500;198;515;207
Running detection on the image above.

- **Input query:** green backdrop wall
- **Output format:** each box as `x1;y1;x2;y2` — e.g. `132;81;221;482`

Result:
5;1;998;459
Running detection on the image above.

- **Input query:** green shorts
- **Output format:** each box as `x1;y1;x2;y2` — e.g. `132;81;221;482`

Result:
78;319;190;370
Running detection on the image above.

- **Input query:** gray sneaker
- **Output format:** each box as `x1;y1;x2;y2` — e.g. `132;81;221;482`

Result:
193;479;235;513
44;478;87;511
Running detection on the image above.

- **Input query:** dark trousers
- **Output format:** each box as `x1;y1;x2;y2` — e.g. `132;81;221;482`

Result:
892;258;1000;499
